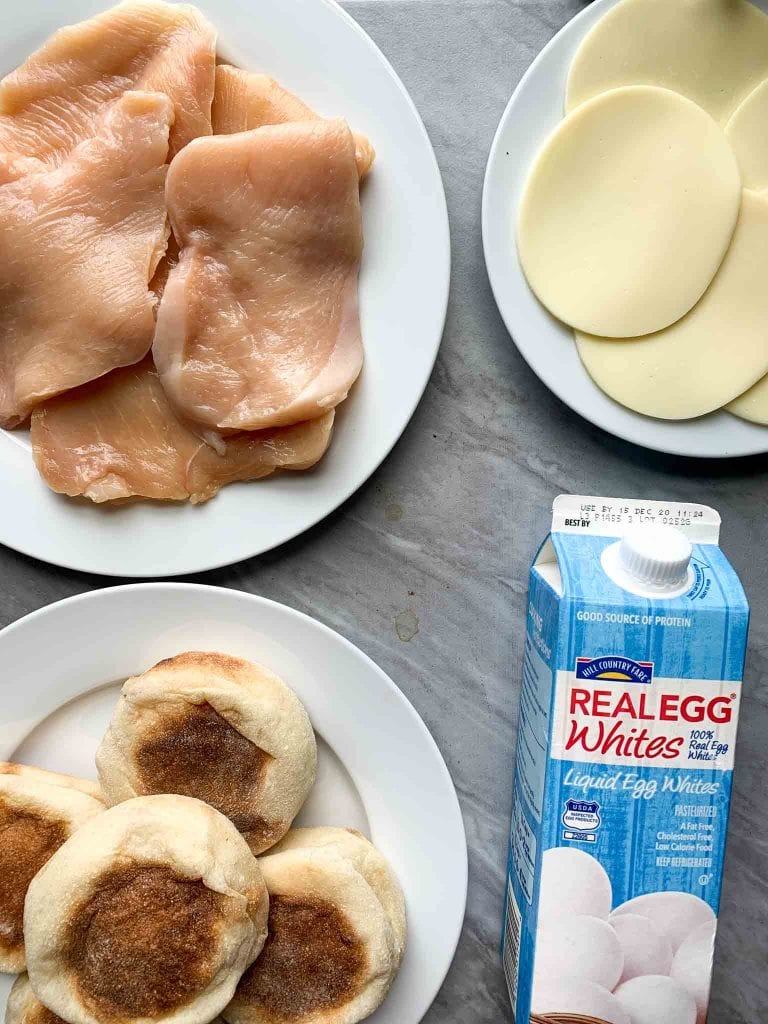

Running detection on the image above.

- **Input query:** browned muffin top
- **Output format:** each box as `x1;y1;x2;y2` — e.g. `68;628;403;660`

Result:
0;799;67;958
135;700;275;848
236;894;367;1021
64;864;228;1019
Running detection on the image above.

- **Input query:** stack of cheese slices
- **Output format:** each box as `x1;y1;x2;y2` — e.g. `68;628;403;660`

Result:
517;0;768;426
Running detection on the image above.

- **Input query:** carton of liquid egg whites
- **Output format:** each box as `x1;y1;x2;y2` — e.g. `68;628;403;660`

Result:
501;496;749;1024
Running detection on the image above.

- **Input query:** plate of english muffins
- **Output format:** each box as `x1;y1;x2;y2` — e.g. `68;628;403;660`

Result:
0;584;467;1024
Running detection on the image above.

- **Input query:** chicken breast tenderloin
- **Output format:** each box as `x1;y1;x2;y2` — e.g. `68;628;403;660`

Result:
0;91;171;428
0;0;216;166
212;65;375;179
31;358;334;504
153;118;364;433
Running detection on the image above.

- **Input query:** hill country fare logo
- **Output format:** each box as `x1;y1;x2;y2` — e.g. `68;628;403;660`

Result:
576;655;654;684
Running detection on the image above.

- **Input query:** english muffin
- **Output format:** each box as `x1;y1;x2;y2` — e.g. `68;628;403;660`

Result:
96;651;317;854
0;764;104;804
224;847;399;1024
268;828;406;965
0;763;104;973
5;975;65;1024
5;977;226;1024
24;795;269;1024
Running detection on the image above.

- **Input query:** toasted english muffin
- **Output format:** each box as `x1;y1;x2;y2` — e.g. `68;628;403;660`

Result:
24;795;269;1024
268;827;406;965
96;651;317;854
0;764;104;973
224;846;400;1024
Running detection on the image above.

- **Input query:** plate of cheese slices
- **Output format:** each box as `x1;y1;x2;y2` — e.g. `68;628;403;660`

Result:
0;0;449;575
484;0;768;458
0;583;467;1024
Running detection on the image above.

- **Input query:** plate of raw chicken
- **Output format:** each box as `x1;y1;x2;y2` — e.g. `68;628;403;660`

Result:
0;0;449;576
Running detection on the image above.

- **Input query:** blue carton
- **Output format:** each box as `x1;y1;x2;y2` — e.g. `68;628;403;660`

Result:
502;495;749;1024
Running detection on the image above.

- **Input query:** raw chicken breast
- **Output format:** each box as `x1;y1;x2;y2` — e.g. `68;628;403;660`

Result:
31;358;334;504
212;64;375;178
0;0;216;165
153;118;364;432
188;412;334;501
150;229;180;300
0;91;171;428
152;64;373;365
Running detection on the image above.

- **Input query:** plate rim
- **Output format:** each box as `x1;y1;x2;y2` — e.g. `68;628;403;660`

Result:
481;0;768;459
0;581;469;1023
0;0;451;576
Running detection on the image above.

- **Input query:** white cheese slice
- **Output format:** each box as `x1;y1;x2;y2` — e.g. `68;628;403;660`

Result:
726;77;768;191
517;85;740;338
566;0;768;124
727;371;768;425
577;191;768;420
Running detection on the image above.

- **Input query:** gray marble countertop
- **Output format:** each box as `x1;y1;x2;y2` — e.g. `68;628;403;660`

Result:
1;2;766;1022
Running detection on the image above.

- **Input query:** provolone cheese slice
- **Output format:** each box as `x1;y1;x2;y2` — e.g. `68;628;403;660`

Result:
727;373;768;425
726;78;768;191
517;86;740;338
577;191;768;420
566;0;768;124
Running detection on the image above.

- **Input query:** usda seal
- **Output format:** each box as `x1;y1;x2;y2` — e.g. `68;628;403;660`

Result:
562;799;601;843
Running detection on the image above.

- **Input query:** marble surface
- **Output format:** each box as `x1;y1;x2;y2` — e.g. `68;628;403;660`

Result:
1;1;767;1021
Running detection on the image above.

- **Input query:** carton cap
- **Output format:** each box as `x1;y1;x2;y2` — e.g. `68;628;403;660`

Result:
620;523;693;588
602;523;694;597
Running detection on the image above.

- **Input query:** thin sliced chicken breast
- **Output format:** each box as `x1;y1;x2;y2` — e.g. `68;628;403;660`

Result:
150;229;180;301
31;358;334;504
188;412;334;501
151;63;372;331
0;0;216;165
212;64;375;178
153;118;364;432
0;91;172;428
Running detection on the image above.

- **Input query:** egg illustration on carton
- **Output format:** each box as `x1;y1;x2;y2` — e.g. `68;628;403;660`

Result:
609;914;673;984
531;852;711;1023
501;496;748;1024
671;921;718;1024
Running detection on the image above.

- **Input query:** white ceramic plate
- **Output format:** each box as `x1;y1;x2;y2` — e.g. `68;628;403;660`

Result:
0;583;467;1024
483;0;768;458
0;0;449;576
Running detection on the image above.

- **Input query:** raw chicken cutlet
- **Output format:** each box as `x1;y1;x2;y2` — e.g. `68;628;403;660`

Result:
153;117;364;432
0;0;216;168
212;64;375;178
0;91;171;428
152;63;373;301
31;358;335;504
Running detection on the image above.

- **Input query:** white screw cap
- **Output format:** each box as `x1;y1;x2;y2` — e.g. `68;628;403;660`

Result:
619;523;692;589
